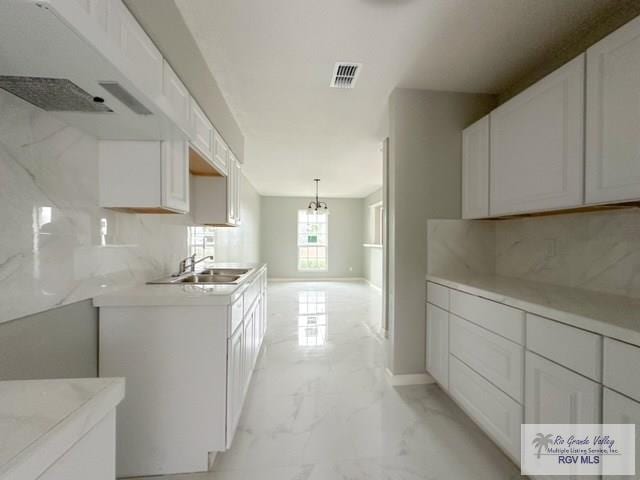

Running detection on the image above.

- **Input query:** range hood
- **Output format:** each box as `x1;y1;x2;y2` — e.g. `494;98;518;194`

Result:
0;0;181;141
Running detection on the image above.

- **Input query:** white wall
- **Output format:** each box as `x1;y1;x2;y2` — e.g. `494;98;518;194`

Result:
215;175;261;263
386;88;496;375
363;188;383;289
0;90;260;324
261;196;363;279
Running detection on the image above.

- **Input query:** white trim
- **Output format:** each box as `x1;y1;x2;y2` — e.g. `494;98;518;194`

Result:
385;368;435;386
363;243;383;249
363;278;382;293
268;277;366;283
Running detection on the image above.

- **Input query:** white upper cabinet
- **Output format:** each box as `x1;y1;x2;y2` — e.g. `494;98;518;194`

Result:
490;55;585;216
160;60;190;133
228;152;241;225
191;154;241;227
161;140;190;213
586;16;640;204
213;130;229;176
462;115;490;219
99;140;189;214
189;99;215;161
106;0;163;100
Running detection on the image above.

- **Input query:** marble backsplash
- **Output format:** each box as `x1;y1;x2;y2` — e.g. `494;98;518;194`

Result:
495;209;640;298
428;208;640;299
0;90;257;324
427;220;495;277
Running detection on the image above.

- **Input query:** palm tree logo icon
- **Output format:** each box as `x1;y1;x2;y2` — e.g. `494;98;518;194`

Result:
532;433;554;459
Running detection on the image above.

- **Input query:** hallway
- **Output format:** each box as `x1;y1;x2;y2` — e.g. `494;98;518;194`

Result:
147;281;520;480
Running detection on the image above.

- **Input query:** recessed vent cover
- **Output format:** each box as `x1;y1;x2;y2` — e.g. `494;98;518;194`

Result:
330;62;362;88
99;82;152;115
0;76;113;112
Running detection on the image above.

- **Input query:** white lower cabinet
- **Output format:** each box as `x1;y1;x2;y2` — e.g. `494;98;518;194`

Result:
450;314;523;402
226;321;244;449
98;267;267;477
426;302;449;389
525;352;601;425
603;388;640;480
449;355;522;464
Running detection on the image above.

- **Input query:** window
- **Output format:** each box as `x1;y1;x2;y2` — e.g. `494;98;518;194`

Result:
187;226;216;259
297;210;328;271
367;201;384;245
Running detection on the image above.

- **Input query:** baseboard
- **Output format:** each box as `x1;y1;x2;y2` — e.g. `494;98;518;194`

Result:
384;368;435;386
268;277;366;282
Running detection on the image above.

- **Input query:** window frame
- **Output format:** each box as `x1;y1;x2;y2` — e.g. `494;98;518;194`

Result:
297;210;329;272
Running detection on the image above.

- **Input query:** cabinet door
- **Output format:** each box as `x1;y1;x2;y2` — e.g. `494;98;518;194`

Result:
234;158;242;225
525;352;601;425
426;303;449;390
243;312;255;392
213;130;229;176
162;61;190;132
189;99;214;160
107;1;163;99
603;388;640;480
586;16;640;204
462;115;490;219
227;155;236;224
161;140;189;213
490;55;584;216
226;324;244;448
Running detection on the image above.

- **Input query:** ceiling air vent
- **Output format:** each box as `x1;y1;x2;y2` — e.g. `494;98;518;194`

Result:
330;62;362;89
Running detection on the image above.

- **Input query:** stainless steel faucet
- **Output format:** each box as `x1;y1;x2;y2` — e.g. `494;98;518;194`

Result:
176;254;214;276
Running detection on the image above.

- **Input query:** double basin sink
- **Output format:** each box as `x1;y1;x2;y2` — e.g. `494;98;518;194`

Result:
147;268;251;285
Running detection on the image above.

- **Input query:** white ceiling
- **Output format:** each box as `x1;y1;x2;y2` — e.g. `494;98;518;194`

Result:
175;0;620;198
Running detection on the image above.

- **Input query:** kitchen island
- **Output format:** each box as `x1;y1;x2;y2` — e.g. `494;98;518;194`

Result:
93;263;267;478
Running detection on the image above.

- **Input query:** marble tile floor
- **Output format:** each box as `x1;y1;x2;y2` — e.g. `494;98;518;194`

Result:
141;281;522;480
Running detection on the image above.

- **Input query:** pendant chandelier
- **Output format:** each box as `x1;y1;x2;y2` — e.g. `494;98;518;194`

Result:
307;178;329;214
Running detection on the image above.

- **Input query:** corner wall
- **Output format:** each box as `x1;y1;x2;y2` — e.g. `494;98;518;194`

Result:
386;88;496;376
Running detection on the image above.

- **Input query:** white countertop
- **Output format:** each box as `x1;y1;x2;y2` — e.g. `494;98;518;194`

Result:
93;263;266;307
427;272;640;347
0;377;125;480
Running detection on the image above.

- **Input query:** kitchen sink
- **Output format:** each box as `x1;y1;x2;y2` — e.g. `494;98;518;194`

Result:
179;274;240;284
147;267;254;285
200;268;250;276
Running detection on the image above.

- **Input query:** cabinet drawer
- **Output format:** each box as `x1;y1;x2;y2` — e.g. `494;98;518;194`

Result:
604;338;640;402
230;297;244;335
526;314;602;381
450;290;524;344
450;315;523;402
427;282;449;310
449;355;522;464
